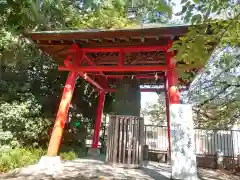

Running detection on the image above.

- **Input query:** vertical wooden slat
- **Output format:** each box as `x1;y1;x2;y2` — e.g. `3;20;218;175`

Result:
107;117;111;162
144;125;147;145
106;118;110;162
106;119;111;161
139;118;144;166
113;116;119;165
135;117;139;165
128;117;133;166
151;126;154;149
109;116;115;162
138;118;141;165
118;117;123;163
128;118;132;166
145;126;148;147
132;118;137;165
123;117;128;164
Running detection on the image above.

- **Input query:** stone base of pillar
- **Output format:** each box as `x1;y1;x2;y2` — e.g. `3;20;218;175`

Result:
87;148;100;157
19;156;63;177
37;156;62;175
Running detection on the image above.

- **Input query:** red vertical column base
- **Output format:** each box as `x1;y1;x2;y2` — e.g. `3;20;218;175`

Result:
92;91;105;149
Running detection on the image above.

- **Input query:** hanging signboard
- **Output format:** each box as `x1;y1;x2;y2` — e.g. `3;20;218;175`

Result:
170;104;198;180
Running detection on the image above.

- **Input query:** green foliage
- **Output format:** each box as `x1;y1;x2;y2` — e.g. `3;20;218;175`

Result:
1;0;132;150
0;148;78;172
59;151;78;161
157;1;173;18
0;0;237;153
186;48;240;128
0;148;46;172
0;97;52;147
178;0;238;23
78;0;173;24
173;0;240;128
141;94;166;125
171;24;212;65
60;119;88;157
172;0;240;81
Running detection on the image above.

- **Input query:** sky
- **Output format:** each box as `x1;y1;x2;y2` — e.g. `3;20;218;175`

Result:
141;0;182;109
141;92;158;109
172;0;182;20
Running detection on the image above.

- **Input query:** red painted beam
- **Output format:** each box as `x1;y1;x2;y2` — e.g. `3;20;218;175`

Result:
78;72;104;91
104;88;164;93
83;53;96;66
118;49;124;66
83;53;105;76
106;75;164;79
82;53;109;88
80;45;167;53
63;55;73;67
58;65;168;72
69;46;105;91
67;43;79;53
104;87;188;93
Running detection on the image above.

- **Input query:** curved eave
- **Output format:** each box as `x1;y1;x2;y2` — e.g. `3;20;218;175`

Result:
24;25;217;86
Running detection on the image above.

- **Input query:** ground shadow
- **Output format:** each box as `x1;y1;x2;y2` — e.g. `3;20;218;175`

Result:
1;157;239;180
141;167;170;180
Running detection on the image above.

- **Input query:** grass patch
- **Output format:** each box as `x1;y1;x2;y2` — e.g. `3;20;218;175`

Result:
60;151;77;160
0;147;81;172
0;148;45;172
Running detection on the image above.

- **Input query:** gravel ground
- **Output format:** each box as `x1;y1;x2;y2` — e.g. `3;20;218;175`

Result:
0;157;239;180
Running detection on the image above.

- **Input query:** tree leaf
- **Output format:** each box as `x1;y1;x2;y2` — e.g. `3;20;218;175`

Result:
211;2;218;13
181;5;187;13
193;0;199;3
157;2;172;18
181;0;188;4
191;14;202;24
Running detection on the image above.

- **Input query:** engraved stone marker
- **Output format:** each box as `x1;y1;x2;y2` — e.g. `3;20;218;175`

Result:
170;104;197;180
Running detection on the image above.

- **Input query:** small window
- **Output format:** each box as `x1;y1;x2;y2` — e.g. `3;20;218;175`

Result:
150;142;157;148
146;131;157;138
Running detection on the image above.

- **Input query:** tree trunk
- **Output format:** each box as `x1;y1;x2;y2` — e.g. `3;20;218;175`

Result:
113;78;141;116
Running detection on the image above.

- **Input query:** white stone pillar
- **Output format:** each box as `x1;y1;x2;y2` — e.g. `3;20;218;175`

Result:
170;104;198;180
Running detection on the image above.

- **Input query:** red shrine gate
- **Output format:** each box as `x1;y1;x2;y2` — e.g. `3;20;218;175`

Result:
26;26;197;157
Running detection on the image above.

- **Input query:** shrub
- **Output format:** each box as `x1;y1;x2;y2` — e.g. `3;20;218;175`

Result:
0;148;80;172
59;151;77;160
60;144;86;158
0;148;46;172
0;97;52;148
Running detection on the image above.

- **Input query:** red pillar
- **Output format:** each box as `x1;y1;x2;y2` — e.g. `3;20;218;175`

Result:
47;71;78;156
164;78;171;154
92;91;105;148
167;70;180;103
165;51;180;159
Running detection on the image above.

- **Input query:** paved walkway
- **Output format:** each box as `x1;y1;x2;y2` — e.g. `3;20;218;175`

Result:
0;157;239;180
